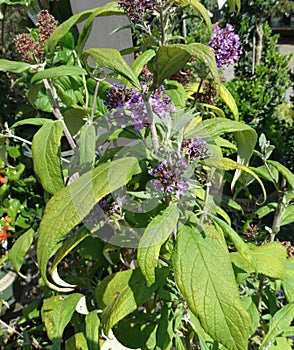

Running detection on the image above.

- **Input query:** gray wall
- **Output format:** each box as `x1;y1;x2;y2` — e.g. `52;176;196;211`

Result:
71;0;133;64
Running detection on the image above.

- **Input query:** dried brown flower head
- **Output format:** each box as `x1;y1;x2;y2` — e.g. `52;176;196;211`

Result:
37;10;58;44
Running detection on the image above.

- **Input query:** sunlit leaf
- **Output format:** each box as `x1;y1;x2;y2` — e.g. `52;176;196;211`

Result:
32;120;65;195
173;224;250;350
137;204;179;286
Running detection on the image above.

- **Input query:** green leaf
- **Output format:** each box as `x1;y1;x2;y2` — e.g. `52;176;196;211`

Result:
130;49;156;78
213;217;257;270
251;243;287;279
149;43;218;89
45;2;124;56
203;103;225;118
267;160;294;189
173;225;250;350
41;293;83;348
76;3;124;56
85;311;100;350
95;268;169;334
83;48;140;89
231;130;257;191
240;297;259;337
205;157;266;204
79;124;96;173
282;258;294;302
0;59;31;73
31;66;87;84
137;204;179;286
164;80;187;109
8;228;34;273
11;118;52;129
280;205;294;227
219;84;239;120
175;0;212;35
32;120;64;195
37;157;141;290
261;302;294;348
65;333;88;350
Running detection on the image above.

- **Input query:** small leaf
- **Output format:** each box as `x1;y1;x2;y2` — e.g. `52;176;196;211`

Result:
85;311;100;350
11;118;52;129
0;59;31;73
130;49;156;78
164;80;187;109
173;224;250;350
251;243;287;279
96;268;169;334
8;228;34;273
65;333;88;350
41;294;83;347
282;258;294;302
231;130;257;191
137;204;179;286
37;157;141;290
32;120;64;195
280;205;294;227
261;302;294;348
31;66;87;84
76;4;124;56
79;124;96;173
267;160;294;189
175;0;212;35
83;48;140;89
213;217;257;270
219;84;239;120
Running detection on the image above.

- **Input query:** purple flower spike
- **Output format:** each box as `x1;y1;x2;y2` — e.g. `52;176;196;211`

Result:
209;24;242;68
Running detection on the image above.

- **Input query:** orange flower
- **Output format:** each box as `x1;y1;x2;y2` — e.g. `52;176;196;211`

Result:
0;173;7;185
0;230;9;244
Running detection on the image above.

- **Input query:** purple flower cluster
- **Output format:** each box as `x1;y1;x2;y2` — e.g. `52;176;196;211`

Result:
118;1;179;23
105;84;175;131
208;24;242;69
118;0;155;23
98;196;120;213
148;159;189;195
148;136;209;195
181;136;209;161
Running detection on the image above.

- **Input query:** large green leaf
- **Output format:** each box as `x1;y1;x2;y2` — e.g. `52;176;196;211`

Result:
37;157;141;290
261;302;294;348
130;49;156;78
41;293;83;349
45;2;123;56
137;204;179;286
31;66;87;84
173;225;250;350
149;43;218;89
251;243;287;279
95;268;169;335
11;118;52;129
175;0;211;34
0;59;31;73
83;48;140;89
32;120;65;195
79;123;96;173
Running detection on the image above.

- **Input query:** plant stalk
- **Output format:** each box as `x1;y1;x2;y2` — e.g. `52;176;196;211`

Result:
43;78;76;150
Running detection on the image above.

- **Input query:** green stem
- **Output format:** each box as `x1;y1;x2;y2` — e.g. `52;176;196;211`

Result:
90;79;99;123
43;78;76;150
270;177;286;242
256;273;266;311
159;5;166;45
144;93;159;152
